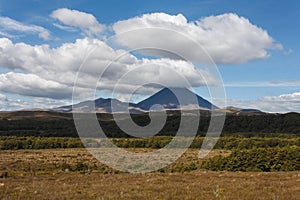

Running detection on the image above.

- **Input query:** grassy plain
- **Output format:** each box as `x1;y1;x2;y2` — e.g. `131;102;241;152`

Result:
0;148;299;199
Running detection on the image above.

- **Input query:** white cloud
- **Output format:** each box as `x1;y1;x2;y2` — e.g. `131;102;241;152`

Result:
0;37;216;101
113;13;282;64
53;23;78;32
0;93;6;100
263;92;300;102
0;11;289;111
0;30;15;38
0;16;50;40
51;8;105;37
225;80;300;87
0;94;71;111
103;58;218;91
0;72;72;99
221;92;300;113
38;31;50;40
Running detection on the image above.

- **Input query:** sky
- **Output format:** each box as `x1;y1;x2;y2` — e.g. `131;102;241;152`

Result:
0;0;299;113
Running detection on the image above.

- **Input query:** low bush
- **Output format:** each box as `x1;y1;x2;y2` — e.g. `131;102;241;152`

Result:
201;146;300;171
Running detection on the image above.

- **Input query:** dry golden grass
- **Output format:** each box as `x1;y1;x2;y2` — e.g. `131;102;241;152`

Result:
0;148;299;199
0;148;230;174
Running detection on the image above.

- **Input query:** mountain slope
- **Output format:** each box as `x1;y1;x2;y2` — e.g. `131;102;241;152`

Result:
52;87;218;113
136;87;218;110
52;98;142;113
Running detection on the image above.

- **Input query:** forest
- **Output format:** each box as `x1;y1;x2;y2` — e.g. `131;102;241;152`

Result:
0;111;299;138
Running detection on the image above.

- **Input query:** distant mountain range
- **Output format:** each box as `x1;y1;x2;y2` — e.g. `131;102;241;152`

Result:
53;97;140;113
2;89;300;139
50;87;264;115
51;87;218;113
2;87;299;138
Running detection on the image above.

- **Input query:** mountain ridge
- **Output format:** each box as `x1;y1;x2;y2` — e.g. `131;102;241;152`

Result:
52;87;222;113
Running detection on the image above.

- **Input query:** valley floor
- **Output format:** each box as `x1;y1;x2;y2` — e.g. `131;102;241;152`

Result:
0;148;299;199
1;171;299;199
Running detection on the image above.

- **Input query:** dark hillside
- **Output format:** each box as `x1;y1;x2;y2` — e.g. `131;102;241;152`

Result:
0;111;299;137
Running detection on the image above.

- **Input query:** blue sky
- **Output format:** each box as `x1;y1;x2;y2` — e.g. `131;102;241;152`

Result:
0;0;299;112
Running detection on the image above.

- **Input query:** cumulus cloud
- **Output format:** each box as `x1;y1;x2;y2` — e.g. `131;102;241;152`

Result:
101;58;218;91
0;16;50;40
0;72;72;99
221;92;300;113
0;93;71;111
113;13;282;64
51;8;105;37
263;92;300;102
0;11;288;111
0;37;216;100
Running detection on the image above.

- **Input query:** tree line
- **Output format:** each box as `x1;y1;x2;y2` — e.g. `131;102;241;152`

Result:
0;112;300;138
1;136;299;150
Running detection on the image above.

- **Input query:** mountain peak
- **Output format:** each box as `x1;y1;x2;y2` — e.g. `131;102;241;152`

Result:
53;87;218;113
137;87;218;110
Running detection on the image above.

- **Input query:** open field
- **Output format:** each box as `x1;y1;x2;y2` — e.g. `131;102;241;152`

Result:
0;148;299;199
1;171;300;200
0;148;231;174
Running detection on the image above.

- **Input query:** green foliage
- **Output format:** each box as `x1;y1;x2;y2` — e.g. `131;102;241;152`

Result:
0;136;84;150
1;135;299;172
0;112;300;138
0;136;299;150
201;147;300;172
73;162;89;172
214;137;300;149
170;162;198;173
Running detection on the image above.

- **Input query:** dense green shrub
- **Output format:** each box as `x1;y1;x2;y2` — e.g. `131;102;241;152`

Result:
0;136;299;150
201;147;300;171
0;136;84;150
